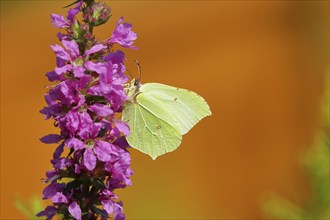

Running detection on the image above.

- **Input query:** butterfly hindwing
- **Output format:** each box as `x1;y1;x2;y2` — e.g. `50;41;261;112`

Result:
122;100;182;159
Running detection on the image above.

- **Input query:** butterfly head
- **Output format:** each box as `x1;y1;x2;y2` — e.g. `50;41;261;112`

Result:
125;60;142;102
126;78;141;102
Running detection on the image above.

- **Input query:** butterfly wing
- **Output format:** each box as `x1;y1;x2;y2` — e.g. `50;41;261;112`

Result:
122;100;182;159
139;83;212;135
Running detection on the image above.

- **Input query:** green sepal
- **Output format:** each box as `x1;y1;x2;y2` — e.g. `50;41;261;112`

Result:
92;178;106;190
85;94;107;105
63;0;84;8
64;179;81;194
91;206;108;218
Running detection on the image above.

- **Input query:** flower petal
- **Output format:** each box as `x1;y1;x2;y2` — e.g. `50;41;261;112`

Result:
55;64;73;76
56;56;67;67
94;141;113;162
83;148;97;171
68;201;82;220
46;71;60;82
101;199;114;215
85;44;107;55
40;134;62;144
53;142;65;159
36;206;57;219
84;61;107;74
73;66;86;77
50;14;70;28
57;32;68;41
114;121;130;136
62;40;80;58
109;17;137;50
88;103;113;117
114;202;125;220
103;50;125;63
52;158;73;169
67;1;83;22
66;137;84;150
51;192;68;204
42;182;65;199
50;44;71;61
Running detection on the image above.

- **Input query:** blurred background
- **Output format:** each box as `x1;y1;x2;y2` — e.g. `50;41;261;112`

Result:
1;0;329;219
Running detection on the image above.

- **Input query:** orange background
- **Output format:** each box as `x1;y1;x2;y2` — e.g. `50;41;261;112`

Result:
1;0;329;219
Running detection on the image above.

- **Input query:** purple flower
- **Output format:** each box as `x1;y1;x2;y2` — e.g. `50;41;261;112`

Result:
37;206;57;220
53;142;65;159
112;120;130;136
51;192;68;204
41;2;136;219
46;70;62;82
57;110;102;140
50;39;107;78
88;103;113;117
88;50;128;111
114;202;125;220
67;1;83;23
51;157;73;170
51;14;70;29
66;137;84;150
50;1;82;29
40;134;63;144
106;149;133;189
40;79;87;121
68;201;82;220
42;181;65;199
102;50;128;85
82;148;97;171
99;189;118;215
82;141;120;171
109;17;137;50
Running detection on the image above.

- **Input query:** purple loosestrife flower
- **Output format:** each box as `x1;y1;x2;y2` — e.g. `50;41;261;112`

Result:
36;206;57;220
109;17;138;50
68;201;82;220
39;1;137;219
88;50;129;111
51;14;70;29
50;39;106;78
51;1;83;29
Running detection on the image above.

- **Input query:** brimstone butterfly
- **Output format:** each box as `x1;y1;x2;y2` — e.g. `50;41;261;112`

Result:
122;79;212;159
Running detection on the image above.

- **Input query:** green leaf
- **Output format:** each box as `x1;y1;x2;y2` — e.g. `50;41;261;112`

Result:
14;195;45;219
262;193;305;219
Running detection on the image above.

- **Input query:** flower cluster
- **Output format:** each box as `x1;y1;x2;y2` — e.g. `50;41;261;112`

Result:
38;1;137;219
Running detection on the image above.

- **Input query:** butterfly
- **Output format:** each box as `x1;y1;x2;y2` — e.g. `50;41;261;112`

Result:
122;77;212;159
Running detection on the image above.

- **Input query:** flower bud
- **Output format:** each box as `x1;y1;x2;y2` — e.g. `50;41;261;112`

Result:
83;2;111;26
69;21;89;43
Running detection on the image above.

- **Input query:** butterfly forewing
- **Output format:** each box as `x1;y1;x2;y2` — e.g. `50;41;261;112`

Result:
139;83;212;135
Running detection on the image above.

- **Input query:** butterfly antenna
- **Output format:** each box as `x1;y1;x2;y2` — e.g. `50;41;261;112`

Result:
135;60;142;82
126;69;134;79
